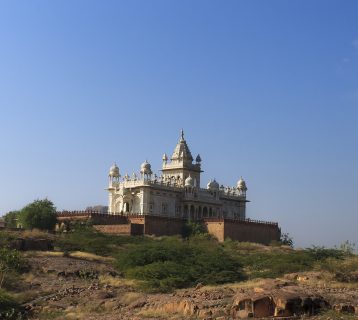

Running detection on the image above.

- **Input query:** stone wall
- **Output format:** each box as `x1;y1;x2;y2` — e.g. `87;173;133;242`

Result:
224;219;280;245
9;238;54;251
144;215;184;236
131;223;145;235
128;216;145;224
93;224;131;235
57;211;130;225
203;218;280;244
56;211;280;245
204;220;225;242
93;223;144;236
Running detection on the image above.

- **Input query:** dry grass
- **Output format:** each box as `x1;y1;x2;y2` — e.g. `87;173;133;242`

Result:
24;251;64;258
68;251;115;263
64;312;87;320
120;292;145;305
12;290;41;304
300;271;358;290
192;278;271;292
316;309;358;319
24;250;114;263
98;274;138;288
136;308;172;319
20;229;54;239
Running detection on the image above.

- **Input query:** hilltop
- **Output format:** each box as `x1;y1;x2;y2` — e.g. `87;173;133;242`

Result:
0;227;357;319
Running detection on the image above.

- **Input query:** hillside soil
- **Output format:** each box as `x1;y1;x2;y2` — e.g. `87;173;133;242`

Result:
14;252;358;320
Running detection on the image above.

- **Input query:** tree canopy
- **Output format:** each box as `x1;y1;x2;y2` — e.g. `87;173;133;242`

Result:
19;199;57;230
3;211;20;228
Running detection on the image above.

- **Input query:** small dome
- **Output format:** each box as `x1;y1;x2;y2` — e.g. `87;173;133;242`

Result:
207;179;219;190
185;175;194;187
162;153;168;161
109;163;120;178
237;177;247;191
140;160;152;175
196;154;202;163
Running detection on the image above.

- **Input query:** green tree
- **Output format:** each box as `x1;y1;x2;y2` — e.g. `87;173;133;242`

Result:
181;221;207;238
19;199;57;230
280;232;294;247
3;211;20;228
0;248;23;288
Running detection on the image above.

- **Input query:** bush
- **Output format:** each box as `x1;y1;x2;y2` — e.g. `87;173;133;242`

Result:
0;248;25;289
116;237;244;292
317;256;358;282
0;289;22;319
181;221;207;238
55;225;148;256
0;232;17;247
337;240;356;256
3;212;20;228
280;232;294;247
19;199;57;231
306;246;345;261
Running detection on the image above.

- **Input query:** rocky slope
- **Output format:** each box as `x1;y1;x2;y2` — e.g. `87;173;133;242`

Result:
14;252;358;320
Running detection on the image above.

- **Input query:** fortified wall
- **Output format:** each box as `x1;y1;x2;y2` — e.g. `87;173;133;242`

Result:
56;211;280;244
204;218;280;244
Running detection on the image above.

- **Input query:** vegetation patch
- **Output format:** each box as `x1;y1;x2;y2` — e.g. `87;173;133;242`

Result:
116;236;244;292
0;289;23;320
54;225;148;256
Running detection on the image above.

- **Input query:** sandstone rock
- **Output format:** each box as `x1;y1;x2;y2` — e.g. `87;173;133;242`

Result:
128;299;146;309
96;291;115;299
232;287;329;318
103;300;119;311
197;309;212;318
334;303;355;314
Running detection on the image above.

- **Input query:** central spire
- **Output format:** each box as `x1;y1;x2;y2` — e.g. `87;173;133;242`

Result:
171;129;193;162
180;129;185;141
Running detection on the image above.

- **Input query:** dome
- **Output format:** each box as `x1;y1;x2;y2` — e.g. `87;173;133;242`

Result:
140;160;152;175
184;175;194;187
237;177;247;191
207;179;219;190
109;163;120;178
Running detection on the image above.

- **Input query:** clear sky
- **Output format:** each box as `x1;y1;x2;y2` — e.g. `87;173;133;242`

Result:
0;1;357;248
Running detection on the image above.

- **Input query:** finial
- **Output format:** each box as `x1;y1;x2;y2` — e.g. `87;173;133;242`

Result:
180;129;184;141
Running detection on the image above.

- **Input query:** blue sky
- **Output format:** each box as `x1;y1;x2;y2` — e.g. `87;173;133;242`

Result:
0;1;357;248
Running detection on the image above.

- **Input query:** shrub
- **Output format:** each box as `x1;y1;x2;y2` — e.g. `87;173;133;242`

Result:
0;248;25;288
181;221;207;238
0;289;22;319
306;246;345;261
280;232;294;247
19;199;57;231
116;237;244;292
55;225;148;256
0;232;17;247
337;240;356;256
0;289;18;310
3;212;20;228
